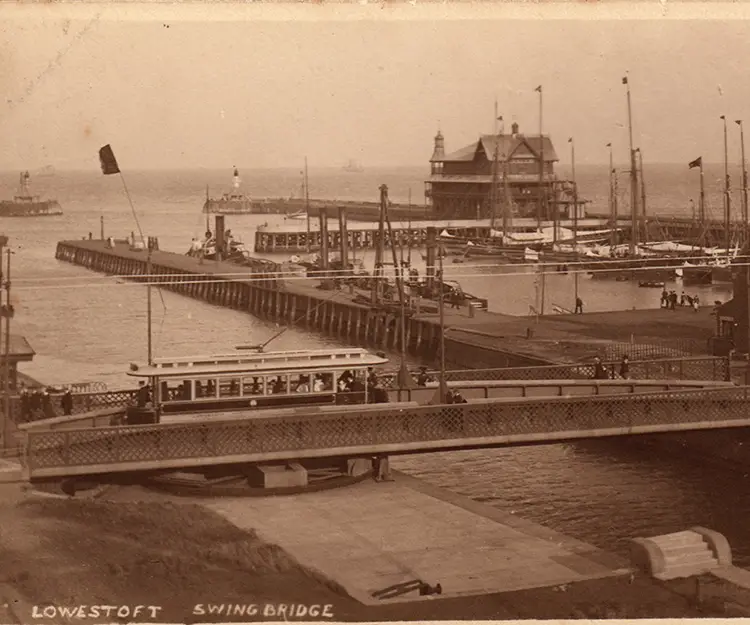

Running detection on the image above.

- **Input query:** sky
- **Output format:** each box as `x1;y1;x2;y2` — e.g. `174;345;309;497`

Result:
3;5;750;170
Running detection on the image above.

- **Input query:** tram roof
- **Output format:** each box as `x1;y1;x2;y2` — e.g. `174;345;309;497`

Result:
127;348;389;378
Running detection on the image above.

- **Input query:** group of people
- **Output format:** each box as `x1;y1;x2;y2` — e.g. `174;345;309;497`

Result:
19;384;74;421
592;355;630;380
660;289;700;311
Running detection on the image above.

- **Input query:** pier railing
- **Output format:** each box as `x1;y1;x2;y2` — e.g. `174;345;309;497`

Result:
378;356;730;388
21;385;750;480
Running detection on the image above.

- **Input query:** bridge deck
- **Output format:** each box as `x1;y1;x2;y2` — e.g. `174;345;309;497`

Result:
20;385;750;481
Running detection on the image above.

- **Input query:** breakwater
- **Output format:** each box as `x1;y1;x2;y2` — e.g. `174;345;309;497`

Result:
55;239;451;358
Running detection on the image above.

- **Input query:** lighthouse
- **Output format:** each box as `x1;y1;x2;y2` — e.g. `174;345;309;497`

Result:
233;167;240;190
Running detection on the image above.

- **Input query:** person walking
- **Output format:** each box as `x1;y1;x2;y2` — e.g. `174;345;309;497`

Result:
575;297;584;314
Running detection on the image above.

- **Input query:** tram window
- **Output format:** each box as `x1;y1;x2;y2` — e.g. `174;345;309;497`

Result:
313;373;333;392
242;376;264;396
219;378;241;398
204;379;217;398
268;375;288;395
291;374;311;393
161;380;187;402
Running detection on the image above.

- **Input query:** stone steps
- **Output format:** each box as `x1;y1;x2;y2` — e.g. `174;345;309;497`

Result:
631;527;731;581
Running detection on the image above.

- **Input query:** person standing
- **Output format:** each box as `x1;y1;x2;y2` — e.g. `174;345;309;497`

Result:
61;388;74;416
593;357;607;380
619;355;630;379
575;297;584;314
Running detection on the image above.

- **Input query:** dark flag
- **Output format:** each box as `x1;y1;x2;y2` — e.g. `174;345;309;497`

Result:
534;85;542;93
98;144;120;175
622;77;628;85
688;156;702;169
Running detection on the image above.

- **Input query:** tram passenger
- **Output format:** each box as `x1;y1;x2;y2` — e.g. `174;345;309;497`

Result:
195;380;203;398
296;376;310;393
206;380;215;397
338;370;354;392
416;366;430;387
313;375;324;393
250;377;262;395
272;377;286;394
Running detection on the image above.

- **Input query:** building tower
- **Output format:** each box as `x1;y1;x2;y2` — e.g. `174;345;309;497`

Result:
430;130;445;175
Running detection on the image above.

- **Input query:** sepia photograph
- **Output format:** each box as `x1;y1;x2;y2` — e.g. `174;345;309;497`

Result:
3;2;750;621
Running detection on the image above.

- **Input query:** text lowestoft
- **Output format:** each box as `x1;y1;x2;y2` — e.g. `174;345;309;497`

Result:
32;605;162;619
192;604;335;618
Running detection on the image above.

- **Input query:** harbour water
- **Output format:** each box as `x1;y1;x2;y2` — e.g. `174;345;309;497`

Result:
2;165;750;567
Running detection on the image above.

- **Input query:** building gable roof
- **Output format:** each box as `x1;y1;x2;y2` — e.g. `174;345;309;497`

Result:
441;134;558;163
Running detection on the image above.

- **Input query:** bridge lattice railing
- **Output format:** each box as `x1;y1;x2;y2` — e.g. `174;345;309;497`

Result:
12;390;137;424
377;356;729;389
22;385;750;475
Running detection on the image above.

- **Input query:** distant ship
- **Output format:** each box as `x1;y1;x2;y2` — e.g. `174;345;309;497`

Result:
0;171;62;217
342;159;364;173
35;165;56;177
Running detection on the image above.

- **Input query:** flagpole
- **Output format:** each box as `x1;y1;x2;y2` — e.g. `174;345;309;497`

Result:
438;247;447;403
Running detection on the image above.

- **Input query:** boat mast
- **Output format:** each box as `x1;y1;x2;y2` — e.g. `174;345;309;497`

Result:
536;85;544;230
502;143;511;237
722;115;731;256
737;119;748;248
205;185;210;233
570;137;579;303
637;148;647;242
624;75;638;256
304;157;311;253
607;143;616;248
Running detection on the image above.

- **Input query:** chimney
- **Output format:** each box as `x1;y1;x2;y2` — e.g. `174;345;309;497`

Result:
511;122;519;137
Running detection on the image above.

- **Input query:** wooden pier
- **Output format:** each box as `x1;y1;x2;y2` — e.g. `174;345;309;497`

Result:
254;217;616;253
55;239;458;358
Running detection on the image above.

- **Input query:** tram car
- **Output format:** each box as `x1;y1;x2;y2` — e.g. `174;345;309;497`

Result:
125;348;390;424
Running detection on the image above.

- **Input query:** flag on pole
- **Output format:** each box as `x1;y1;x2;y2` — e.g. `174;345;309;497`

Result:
534;85;542;93
98;145;120;175
688;156;702;169
622;77;628;85
606;142;612;147
497;115;503;121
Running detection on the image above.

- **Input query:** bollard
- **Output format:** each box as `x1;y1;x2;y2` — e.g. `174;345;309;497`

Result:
468;303;475;318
